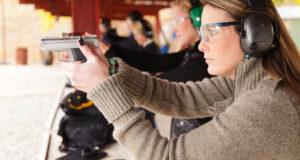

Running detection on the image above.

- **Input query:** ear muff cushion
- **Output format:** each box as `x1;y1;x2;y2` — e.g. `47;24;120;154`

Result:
241;14;275;57
240;0;277;57
190;6;203;28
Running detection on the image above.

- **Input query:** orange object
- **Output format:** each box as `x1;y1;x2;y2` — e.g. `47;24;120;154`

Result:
16;47;28;65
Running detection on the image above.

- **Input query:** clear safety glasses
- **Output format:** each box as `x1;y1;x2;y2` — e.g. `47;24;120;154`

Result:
197;22;240;43
171;16;190;26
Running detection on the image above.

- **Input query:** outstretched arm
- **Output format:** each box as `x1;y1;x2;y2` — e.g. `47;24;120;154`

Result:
88;78;293;160
64;43;234;118
93;59;234;118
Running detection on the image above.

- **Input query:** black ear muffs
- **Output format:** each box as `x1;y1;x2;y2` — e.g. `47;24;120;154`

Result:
240;0;279;58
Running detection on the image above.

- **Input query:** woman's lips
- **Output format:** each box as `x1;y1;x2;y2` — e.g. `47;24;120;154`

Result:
205;58;213;64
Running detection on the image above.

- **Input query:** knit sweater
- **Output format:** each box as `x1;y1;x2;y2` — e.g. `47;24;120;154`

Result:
107;41;212;137
88;58;300;160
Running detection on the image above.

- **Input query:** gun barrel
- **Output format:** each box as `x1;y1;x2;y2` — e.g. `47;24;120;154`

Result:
40;36;98;52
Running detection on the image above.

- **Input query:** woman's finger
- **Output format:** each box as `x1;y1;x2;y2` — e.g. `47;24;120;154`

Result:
78;42;95;59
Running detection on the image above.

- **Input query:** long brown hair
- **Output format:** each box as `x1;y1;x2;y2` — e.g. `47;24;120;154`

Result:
200;0;300;97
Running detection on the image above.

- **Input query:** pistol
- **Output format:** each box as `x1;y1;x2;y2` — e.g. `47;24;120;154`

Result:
40;36;99;62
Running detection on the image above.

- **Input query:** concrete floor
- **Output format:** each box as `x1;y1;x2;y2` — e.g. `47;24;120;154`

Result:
0;65;172;160
0;65;66;160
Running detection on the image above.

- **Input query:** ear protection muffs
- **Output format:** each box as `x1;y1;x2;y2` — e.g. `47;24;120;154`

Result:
189;0;203;28
240;0;279;58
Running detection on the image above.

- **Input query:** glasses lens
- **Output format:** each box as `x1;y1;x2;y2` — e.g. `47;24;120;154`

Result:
199;24;230;43
197;28;202;41
199;25;212;42
171;16;187;26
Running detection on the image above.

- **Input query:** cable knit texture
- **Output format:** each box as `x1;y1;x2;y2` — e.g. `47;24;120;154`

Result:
88;58;300;160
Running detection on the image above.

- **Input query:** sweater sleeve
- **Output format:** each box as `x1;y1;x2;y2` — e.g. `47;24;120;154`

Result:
88;75;298;160
89;58;234;120
105;44;187;72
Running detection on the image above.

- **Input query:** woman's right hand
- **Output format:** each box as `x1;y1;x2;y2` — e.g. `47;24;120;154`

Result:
62;42;110;93
99;40;111;55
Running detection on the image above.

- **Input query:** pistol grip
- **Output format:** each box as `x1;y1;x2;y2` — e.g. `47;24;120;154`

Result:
70;49;87;62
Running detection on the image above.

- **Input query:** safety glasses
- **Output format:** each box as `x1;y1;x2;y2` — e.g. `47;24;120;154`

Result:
171;16;190;26
197;21;240;43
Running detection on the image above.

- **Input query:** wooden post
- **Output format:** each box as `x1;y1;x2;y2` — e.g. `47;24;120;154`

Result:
71;0;100;35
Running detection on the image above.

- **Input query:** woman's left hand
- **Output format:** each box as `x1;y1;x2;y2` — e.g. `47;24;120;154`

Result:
62;42;110;92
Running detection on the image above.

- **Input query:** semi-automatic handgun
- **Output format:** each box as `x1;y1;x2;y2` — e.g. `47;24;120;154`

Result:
40;36;98;62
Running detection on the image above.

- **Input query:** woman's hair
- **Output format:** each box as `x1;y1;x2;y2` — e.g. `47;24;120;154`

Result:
200;0;300;97
128;10;143;22
170;0;192;14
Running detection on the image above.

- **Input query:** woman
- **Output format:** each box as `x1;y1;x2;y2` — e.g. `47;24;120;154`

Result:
65;0;300;159
131;19;161;54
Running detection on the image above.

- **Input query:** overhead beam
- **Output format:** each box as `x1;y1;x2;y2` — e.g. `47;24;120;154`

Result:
19;0;170;19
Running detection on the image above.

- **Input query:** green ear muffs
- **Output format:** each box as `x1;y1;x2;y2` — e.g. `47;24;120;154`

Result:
190;5;203;28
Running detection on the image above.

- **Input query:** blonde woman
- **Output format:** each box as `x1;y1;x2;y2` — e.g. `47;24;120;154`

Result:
64;0;300;159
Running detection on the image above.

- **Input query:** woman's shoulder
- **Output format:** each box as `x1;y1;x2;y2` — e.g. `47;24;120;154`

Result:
242;79;299;120
231;79;299;130
256;79;298;102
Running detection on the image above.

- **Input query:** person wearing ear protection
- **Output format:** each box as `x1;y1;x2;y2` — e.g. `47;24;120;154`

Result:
64;0;300;159
132;19;161;54
118;10;146;51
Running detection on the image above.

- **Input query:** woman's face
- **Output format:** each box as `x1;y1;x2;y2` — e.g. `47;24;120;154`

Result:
133;31;146;47
198;5;244;79
171;5;198;49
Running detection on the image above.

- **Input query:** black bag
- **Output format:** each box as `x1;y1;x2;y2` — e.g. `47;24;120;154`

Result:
57;90;114;160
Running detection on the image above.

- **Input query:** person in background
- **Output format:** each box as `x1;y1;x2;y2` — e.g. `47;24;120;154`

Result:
119;10;145;51
64;0;300;159
132;19;161;54
99;18;124;44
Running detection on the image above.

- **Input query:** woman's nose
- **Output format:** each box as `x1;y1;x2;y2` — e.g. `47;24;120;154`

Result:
198;40;207;53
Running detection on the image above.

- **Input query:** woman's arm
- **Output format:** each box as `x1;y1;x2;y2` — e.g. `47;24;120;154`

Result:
88;79;295;160
91;58;234;118
64;42;232;118
105;44;188;72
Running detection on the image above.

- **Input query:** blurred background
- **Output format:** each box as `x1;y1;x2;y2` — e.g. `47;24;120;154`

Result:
0;0;299;160
0;0;299;65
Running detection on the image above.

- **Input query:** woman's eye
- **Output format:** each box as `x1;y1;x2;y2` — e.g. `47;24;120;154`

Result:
208;30;218;36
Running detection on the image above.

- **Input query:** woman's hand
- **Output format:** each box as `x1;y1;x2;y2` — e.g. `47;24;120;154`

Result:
99;40;111;54
84;32;111;54
63;42;109;92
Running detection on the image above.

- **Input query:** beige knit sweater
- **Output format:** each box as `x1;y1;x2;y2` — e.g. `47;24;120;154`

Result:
88;58;300;160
